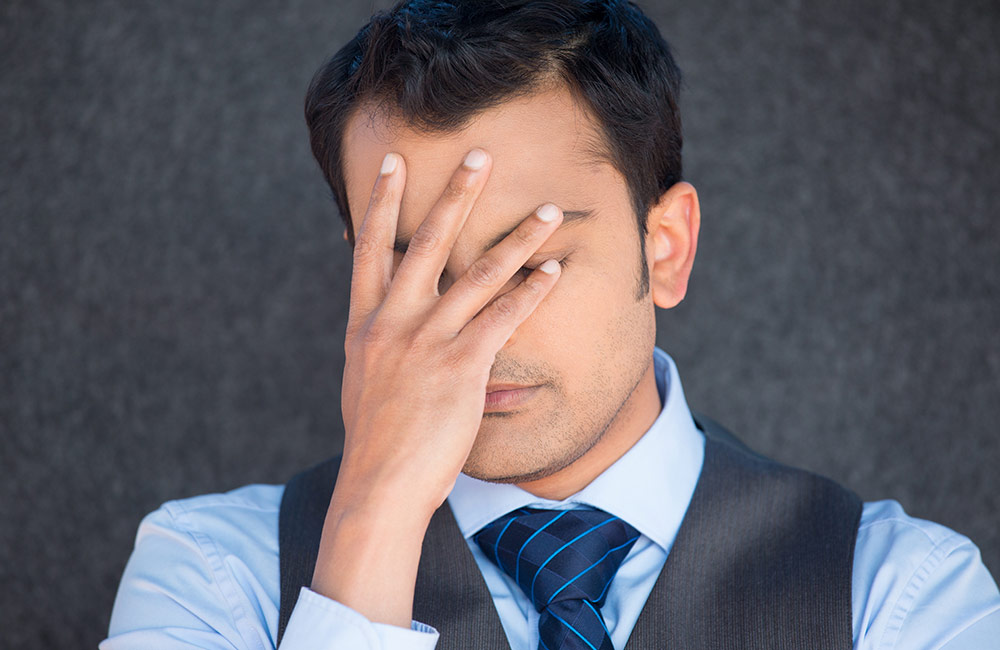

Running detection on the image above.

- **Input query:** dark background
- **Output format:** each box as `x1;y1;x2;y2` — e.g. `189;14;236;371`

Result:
2;0;998;647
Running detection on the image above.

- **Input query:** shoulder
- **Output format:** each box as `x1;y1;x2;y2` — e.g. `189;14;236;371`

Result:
856;499;976;567
132;482;287;583
150;482;285;533
137;482;286;558
852;499;1000;649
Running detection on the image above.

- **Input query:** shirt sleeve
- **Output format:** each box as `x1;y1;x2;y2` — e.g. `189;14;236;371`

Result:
280;587;439;649
100;502;440;650
853;500;1000;650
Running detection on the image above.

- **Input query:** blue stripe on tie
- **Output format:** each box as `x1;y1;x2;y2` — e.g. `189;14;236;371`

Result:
547;607;599;650
593;538;635;605
515;509;570;585
539;636;551;650
545;534;641;606
491;515;522;574
529;516;621;604
584;599;610;638
596;572;614;604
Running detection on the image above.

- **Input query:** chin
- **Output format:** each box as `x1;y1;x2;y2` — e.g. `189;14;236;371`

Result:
462;462;564;485
460;443;560;484
461;438;593;485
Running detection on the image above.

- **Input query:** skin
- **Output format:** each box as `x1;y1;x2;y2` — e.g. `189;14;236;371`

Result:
312;81;701;627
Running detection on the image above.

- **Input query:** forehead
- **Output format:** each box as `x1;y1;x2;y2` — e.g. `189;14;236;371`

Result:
341;82;628;238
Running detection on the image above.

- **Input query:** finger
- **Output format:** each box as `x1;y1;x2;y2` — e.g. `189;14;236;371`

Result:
387;148;491;300
347;152;406;332
429;203;563;333
457;257;561;355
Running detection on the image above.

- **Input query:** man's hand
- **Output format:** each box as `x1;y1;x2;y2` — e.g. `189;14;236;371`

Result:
310;147;564;627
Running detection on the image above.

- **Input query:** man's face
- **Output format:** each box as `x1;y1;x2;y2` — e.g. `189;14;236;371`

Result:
341;82;658;483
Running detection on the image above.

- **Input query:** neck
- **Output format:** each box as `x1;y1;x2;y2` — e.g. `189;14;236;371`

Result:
514;360;662;500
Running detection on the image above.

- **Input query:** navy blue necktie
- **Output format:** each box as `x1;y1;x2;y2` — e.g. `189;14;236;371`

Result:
473;507;640;650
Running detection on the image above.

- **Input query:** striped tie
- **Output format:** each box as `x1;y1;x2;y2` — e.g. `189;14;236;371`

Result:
473;507;640;650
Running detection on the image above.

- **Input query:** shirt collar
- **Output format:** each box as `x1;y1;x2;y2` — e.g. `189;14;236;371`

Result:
447;345;705;552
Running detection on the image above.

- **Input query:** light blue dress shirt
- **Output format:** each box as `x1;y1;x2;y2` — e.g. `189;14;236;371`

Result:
101;347;1000;649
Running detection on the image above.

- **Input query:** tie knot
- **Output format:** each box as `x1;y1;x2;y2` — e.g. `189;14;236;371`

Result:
473;507;640;612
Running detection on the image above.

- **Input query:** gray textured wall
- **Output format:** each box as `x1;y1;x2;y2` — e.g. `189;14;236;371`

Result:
2;0;998;647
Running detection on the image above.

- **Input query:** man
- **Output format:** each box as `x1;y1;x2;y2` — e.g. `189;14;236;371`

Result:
102;1;1000;648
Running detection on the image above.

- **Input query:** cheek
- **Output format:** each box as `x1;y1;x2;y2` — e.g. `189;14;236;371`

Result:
529;257;623;336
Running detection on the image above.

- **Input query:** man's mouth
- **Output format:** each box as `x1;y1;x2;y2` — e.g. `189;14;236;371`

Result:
484;384;541;412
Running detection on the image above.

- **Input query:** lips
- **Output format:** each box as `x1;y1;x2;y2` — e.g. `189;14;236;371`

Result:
484;384;542;412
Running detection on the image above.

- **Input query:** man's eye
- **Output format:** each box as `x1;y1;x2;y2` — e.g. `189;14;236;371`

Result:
425;258;567;282
439;266;534;281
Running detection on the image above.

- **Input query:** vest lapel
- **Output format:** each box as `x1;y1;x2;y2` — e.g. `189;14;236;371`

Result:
413;502;511;650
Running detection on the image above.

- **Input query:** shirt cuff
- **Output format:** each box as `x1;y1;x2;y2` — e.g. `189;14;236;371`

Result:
279;586;439;649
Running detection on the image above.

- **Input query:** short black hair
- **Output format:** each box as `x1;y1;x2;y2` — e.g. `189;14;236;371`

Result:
304;0;683;298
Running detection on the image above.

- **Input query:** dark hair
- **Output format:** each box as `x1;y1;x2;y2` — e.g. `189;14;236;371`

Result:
304;0;683;298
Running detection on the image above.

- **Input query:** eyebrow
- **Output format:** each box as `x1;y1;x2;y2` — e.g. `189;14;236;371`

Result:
393;208;598;256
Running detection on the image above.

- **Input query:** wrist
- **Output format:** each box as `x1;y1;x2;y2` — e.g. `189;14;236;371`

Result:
333;452;456;521
327;486;436;540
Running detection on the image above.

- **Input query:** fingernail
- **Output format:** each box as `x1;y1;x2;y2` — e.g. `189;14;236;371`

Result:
536;203;560;222
463;149;487;170
538;259;560;274
380;153;398;175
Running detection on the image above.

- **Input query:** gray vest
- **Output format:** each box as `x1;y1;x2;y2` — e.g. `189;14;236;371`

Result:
277;413;862;649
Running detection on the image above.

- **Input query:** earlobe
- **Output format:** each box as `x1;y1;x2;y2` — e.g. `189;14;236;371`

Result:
647;182;700;309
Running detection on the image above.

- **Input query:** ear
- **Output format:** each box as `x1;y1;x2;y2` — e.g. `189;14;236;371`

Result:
645;181;700;309
342;227;351;243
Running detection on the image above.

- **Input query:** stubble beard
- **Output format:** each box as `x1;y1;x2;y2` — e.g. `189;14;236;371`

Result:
461;358;649;485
